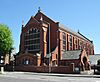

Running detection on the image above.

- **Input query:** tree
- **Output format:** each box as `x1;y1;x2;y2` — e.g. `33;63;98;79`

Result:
0;24;13;56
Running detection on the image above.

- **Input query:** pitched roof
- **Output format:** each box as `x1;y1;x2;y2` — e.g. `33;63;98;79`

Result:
25;16;40;28
62;50;82;60
59;24;92;43
34;11;56;23
25;11;93;43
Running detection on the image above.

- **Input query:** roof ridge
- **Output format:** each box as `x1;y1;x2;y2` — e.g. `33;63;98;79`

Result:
59;24;92;42
34;11;57;23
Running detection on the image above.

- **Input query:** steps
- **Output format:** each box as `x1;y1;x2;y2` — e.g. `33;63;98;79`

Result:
80;70;94;75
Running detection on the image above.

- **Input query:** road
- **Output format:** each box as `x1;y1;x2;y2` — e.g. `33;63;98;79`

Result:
0;72;100;82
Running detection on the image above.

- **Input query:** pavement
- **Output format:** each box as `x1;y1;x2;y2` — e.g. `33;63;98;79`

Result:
1;71;100;78
25;72;100;78
1;72;99;82
0;71;100;82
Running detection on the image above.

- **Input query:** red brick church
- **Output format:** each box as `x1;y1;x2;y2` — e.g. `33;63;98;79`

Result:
16;10;94;73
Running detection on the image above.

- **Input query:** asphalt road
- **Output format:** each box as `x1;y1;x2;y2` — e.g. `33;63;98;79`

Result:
0;77;52;82
0;72;100;82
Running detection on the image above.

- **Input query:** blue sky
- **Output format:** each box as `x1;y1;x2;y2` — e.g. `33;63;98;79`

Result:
0;0;100;54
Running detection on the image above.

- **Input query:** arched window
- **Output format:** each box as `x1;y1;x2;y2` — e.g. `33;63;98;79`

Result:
62;32;66;50
75;38;78;49
24;28;40;54
69;35;72;50
25;59;29;65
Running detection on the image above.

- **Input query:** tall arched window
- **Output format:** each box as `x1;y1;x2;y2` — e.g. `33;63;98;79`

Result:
24;28;40;54
62;32;66;50
75;38;78;49
69;35;72;50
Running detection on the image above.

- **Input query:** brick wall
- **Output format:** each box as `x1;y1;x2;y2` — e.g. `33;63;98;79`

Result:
5;64;75;74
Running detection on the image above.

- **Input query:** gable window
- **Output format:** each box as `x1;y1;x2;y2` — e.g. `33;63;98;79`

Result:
24;28;40;54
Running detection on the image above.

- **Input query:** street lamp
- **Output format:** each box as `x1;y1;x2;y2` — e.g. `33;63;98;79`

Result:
48;23;51;73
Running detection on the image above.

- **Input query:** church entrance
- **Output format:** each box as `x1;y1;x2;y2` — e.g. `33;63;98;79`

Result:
82;56;90;70
83;57;87;65
81;56;87;71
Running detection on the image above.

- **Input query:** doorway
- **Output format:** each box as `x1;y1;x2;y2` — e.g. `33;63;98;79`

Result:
83;57;87;65
83;56;88;70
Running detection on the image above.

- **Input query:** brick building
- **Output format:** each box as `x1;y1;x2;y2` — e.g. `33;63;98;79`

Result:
16;10;94;73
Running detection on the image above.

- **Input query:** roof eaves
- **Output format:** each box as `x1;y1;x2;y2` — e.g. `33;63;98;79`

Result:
59;24;91;42
78;31;93;43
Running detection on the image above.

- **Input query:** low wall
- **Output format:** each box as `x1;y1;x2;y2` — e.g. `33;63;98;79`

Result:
5;64;75;74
